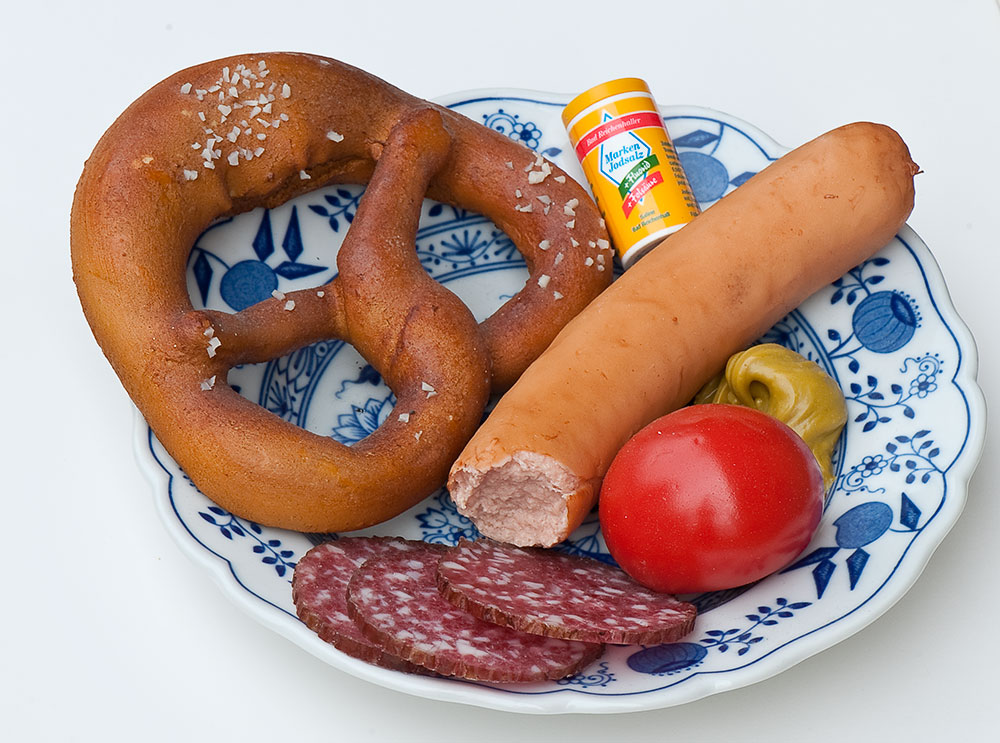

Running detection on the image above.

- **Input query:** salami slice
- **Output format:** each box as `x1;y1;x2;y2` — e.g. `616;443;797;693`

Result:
346;540;603;682
292;538;426;673
436;539;697;644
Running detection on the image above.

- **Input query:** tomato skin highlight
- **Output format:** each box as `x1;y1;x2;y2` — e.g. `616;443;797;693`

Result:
599;405;825;593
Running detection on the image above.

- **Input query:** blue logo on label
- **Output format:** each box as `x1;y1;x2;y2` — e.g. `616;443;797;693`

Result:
598;111;651;186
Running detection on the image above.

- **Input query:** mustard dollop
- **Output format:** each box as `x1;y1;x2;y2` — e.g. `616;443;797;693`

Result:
694;343;847;492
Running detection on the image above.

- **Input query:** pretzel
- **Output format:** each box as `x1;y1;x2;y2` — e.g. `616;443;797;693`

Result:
70;53;612;533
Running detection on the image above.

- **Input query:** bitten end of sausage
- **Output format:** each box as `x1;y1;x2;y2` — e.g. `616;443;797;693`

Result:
448;452;597;547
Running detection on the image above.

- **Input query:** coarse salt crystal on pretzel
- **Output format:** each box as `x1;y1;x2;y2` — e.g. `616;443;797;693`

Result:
70;53;611;533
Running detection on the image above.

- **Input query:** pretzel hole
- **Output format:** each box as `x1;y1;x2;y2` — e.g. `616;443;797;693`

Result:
226;340;400;444
187;199;337;312
186;187;528;318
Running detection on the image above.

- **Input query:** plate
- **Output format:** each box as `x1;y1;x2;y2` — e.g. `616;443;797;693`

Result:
134;91;986;714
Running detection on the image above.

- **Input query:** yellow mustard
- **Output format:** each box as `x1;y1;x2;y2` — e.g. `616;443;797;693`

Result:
695;344;848;492
562;78;700;268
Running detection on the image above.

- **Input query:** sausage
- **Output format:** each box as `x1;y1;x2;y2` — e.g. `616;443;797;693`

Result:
447;122;918;547
436;539;697;644
291;538;427;673
345;540;603;681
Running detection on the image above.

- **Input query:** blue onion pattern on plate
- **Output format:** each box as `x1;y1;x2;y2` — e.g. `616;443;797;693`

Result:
137;93;984;714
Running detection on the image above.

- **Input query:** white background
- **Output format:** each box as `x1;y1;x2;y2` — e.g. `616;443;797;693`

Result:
3;0;996;740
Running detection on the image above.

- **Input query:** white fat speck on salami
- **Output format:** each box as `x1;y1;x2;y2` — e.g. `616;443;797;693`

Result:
291;538;427;673
436;539;697;644
346;540;602;682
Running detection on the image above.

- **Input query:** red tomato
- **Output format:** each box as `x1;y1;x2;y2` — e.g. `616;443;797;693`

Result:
599;404;824;593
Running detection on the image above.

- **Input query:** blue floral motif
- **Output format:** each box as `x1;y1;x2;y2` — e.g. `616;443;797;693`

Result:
673;128;720;149
729;170;756;187
266;380;294;420
437;228;493;263
628;598;810;676
853;291;920;353
897;492;923;532
678;150;729;203
784;501;892;596
857;454;888;478
910;371;937;398
336;363;384;398
511;119;540;149
308;187;363;232
556;661;616;688
843;354;943;433
197;505;297;578
786;490;930;597
884;429;943;485
191;207;329;312
481;108;555;155
258;341;341;427
700;598;812;655
831;257;889;304
627;643;708;676
841;427;943;500
417;490;481;544
418;222;519;272
219;259;279;310
672;122;762;203
192;248;215;303
833;502;894;550
333;397;394;444
842;455;889;494
826;259;922;367
793;426;943;597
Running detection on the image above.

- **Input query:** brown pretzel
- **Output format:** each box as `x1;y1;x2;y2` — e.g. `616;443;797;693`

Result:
70;53;612;533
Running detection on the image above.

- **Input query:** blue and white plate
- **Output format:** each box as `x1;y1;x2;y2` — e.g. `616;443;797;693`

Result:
134;92;986;714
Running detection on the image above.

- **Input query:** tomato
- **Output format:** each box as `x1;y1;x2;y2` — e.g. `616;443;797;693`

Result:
599;404;824;593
